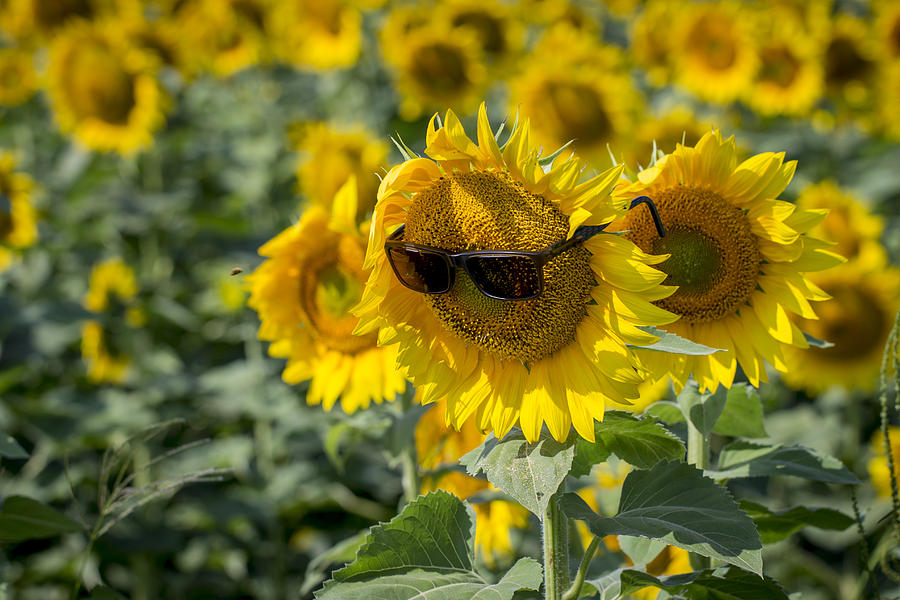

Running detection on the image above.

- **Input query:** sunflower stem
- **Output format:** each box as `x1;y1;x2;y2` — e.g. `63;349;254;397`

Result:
542;488;570;600
399;387;420;505
686;419;710;470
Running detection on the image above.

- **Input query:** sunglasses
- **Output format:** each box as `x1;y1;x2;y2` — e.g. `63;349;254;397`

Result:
384;196;666;301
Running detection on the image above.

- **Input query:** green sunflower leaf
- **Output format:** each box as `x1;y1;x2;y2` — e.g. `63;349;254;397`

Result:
561;461;763;575
712;385;768;439
570;412;685;477
460;429;574;517
633;326;723;355
0;496;82;543
314;491;542;600
802;331;834;349
676;380;728;436
710;441;860;484
739;500;856;544
0;433;28;459
583;566;790;599
645;401;686;424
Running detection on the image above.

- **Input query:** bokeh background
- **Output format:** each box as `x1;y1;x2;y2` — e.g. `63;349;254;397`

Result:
1;0;900;598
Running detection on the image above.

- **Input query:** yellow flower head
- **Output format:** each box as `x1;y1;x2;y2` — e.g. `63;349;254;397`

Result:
416;399;529;566
869;426;900;499
0;48;38;107
380;18;488;119
874;0;900;62
46;19;169;155
878;62;900;141
672;1;758;104
0;153;38;272
796;181;886;269
0;0;141;46
246;177;407;413
782;265;900;394
175;0;272;77
355;104;678;443
509;30;641;162
820;14;878;111
81;258;142;384
744;10;823;118
292;122;388;224
435;0;524;72
613;130;844;393
630;0;678;86
269;0;361;70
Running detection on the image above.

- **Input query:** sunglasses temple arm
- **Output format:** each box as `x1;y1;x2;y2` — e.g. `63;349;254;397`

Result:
628;196;667;237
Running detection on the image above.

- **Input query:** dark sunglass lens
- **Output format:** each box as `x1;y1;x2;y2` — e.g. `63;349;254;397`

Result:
466;255;541;299
387;247;452;293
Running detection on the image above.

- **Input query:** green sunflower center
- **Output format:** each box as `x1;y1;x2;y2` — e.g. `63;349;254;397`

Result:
404;171;595;363
64;42;136;125
651;228;721;293
299;234;374;355
624;185;761;323
807;281;887;361
410;43;470;94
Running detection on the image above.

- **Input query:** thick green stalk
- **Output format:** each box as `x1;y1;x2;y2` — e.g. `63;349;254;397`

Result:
399;388;420;504
542;491;570;600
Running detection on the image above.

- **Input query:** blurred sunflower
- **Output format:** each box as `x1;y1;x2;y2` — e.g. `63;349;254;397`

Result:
380;21;487;119
509;31;640;162
781;266;900;394
878;62;900;140
745;13;823;118
672;1;758;104
0;0;141;45
246;177;406;413
436;0;523;73
612;130;844;392
0;48;37;107
619;107;713;170
291;122;388;224
176;0;272;77
796;181;886;269
869;426;900;499
874;0;900;62
269;0;361;70
82;258;144;384
630;0;677;86
631;546;692;599
46;20;169;155
355;104;677;443
119;13;187;76
416;399;529;566
0;153;38;272
819;14;877;112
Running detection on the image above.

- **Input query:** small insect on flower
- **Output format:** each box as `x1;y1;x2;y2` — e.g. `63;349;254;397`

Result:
230;267;243;276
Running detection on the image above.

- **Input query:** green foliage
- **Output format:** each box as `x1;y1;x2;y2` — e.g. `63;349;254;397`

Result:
570;412;685;477
712;386;768;439
460;430;574;517
583;566;790;600
0;496;82;542
677;381;728;436
314;491;542;599
0;433;28;459
711;441;860;484
561;461;763;574
739;501;855;544
634;326;723;355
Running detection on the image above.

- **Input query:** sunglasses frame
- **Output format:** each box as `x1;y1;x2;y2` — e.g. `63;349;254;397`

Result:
384;195;666;301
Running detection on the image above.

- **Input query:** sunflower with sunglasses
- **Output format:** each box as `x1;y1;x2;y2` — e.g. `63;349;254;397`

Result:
354;104;678;443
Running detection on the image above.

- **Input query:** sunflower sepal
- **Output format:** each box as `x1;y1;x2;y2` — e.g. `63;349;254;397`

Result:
801;331;834;349
630;326;723;355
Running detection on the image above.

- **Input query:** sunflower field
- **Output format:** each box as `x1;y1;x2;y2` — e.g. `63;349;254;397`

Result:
2;0;900;598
